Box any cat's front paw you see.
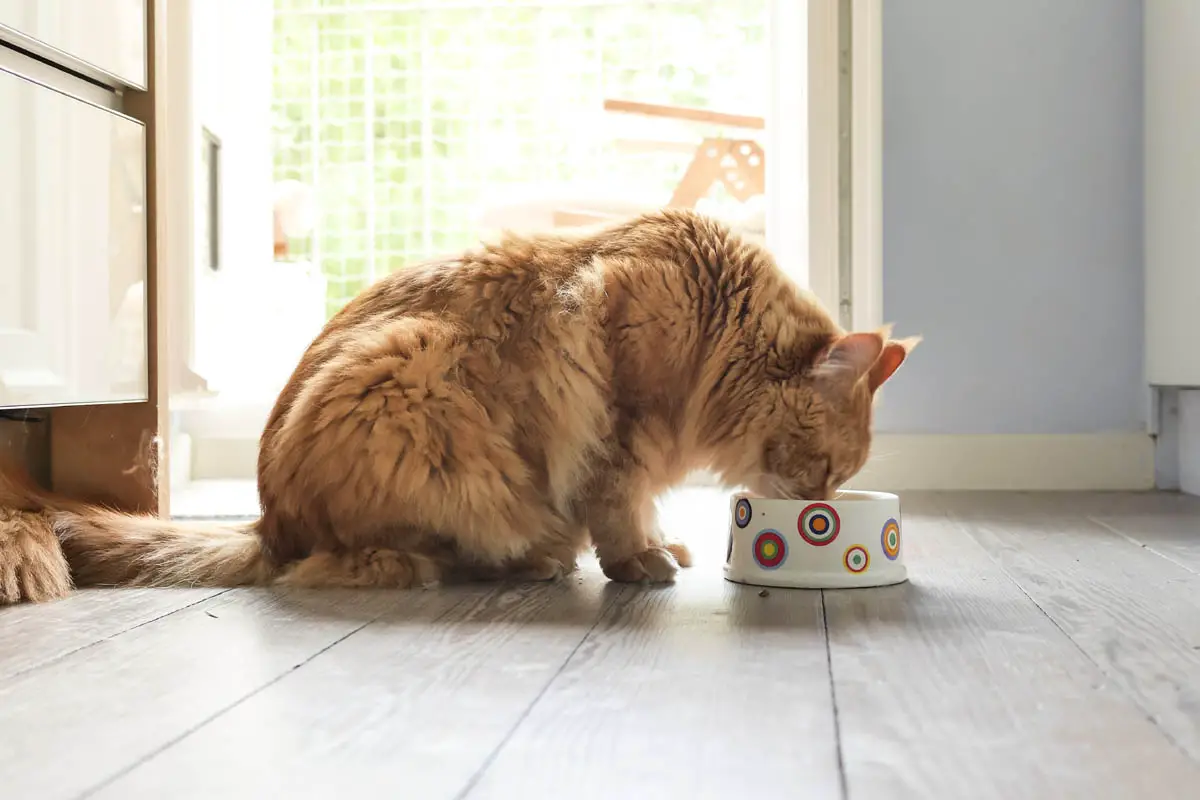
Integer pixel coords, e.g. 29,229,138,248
601,546,679,584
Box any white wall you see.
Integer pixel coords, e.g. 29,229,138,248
875,0,1146,435
192,0,274,277
189,0,324,398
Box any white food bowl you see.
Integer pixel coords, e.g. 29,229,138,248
723,491,907,589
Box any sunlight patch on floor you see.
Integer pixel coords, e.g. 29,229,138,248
172,479,736,561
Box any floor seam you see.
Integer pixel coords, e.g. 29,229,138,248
943,503,1196,764
0,588,232,685
1087,516,1200,577
453,584,630,800
72,596,450,800
821,591,849,800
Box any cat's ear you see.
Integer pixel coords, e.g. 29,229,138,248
812,331,886,385
868,335,921,393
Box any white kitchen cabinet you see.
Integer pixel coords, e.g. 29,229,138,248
0,65,148,409
0,0,146,89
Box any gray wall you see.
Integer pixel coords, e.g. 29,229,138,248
875,0,1146,434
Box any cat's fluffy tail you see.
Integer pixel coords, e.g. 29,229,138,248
0,468,272,590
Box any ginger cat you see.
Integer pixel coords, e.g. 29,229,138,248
0,210,916,603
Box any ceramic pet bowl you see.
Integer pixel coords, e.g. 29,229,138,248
723,491,907,589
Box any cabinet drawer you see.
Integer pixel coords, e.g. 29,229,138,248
0,0,146,89
0,67,148,409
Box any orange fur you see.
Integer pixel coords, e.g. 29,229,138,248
0,209,916,603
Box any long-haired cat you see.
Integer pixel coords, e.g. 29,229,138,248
0,209,916,603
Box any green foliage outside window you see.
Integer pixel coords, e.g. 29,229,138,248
272,0,767,318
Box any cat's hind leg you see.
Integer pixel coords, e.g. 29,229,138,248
263,315,540,570
449,515,587,584
274,547,446,589
276,544,582,589
273,519,585,589
454,544,581,584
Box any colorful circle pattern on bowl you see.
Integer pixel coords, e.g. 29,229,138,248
753,529,788,569
734,497,753,528
725,492,907,589
842,544,870,574
797,502,840,546
881,518,901,560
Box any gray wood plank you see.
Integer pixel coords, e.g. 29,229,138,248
464,562,841,795
0,586,457,800
9,488,1193,800
825,493,1200,800
1086,491,1200,574
87,569,618,800
0,587,224,681
940,491,1200,763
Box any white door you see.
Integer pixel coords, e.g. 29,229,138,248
0,0,147,88
0,64,148,408
0,66,68,398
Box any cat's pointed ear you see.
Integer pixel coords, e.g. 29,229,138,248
813,331,886,385
868,334,922,393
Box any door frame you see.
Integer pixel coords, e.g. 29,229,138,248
772,0,881,332
49,0,173,515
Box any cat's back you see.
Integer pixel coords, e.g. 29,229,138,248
327,231,601,333
262,230,613,464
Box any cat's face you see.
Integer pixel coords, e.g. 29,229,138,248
752,331,916,501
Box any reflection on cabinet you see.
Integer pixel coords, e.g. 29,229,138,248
0,66,148,409
0,0,146,89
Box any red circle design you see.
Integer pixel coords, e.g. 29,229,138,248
753,530,787,570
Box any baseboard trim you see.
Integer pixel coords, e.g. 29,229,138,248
192,432,1157,491
845,432,1156,492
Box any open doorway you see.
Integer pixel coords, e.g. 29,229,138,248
170,0,832,518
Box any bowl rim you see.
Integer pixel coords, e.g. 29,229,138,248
734,489,898,504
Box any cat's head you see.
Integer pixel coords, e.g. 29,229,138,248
748,329,918,500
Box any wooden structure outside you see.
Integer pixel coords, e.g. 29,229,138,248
549,98,766,229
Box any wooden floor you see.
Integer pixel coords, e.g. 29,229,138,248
4,490,1200,799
